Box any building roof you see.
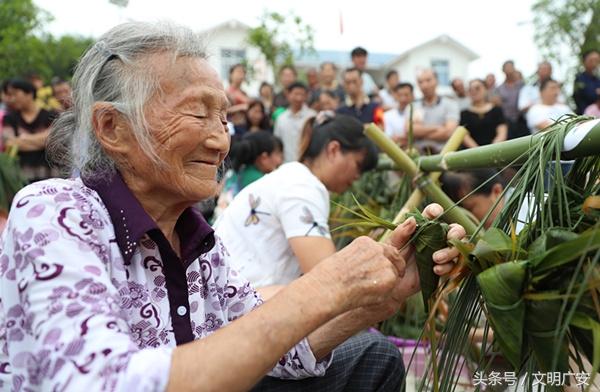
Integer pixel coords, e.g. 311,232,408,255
293,49,396,69
384,34,479,67
199,19,251,34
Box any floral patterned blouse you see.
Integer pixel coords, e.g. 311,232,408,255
0,172,329,391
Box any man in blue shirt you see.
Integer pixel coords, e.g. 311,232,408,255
336,68,383,125
573,49,600,114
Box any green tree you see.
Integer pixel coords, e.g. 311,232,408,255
0,0,93,82
532,0,600,65
247,11,315,82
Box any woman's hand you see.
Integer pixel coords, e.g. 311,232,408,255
386,203,467,301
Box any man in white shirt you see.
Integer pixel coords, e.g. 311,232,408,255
518,60,565,113
351,46,379,97
274,82,316,162
379,70,399,110
383,82,414,144
526,79,573,133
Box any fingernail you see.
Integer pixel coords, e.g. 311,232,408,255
403,217,416,227
433,250,447,262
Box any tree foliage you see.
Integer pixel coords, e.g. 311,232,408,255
246,11,315,82
532,0,600,65
0,0,93,82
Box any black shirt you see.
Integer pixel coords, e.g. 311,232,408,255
460,106,505,146
3,109,56,179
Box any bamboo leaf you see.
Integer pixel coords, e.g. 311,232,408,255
477,261,528,369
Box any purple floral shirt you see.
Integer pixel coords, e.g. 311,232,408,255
0,173,329,391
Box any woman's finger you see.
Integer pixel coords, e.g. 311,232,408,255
432,246,460,264
387,217,417,249
422,203,443,220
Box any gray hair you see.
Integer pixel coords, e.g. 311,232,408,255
48,21,207,178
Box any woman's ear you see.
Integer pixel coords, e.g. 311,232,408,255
324,140,341,160
491,183,504,200
92,102,135,156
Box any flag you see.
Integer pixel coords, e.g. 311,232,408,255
339,10,344,35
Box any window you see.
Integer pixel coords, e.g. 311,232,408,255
431,59,450,86
220,48,247,81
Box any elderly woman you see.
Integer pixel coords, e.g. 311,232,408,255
0,22,464,391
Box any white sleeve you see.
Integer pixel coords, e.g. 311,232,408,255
526,105,546,132
276,181,330,239
0,186,172,392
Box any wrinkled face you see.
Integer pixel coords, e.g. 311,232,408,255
287,87,307,109
320,64,336,84
417,71,437,98
53,82,72,109
343,70,362,97
540,81,560,103
468,80,487,103
352,55,367,70
327,148,366,194
5,87,33,111
247,104,264,126
393,87,413,107
319,93,339,111
279,68,296,88
129,57,230,203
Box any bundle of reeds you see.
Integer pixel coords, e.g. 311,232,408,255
359,116,600,391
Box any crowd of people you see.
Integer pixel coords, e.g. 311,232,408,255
209,47,600,215
0,19,598,391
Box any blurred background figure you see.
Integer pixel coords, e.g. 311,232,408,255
245,99,272,133
518,60,562,114
316,62,345,102
460,79,507,148
2,78,57,182
350,46,379,98
451,78,470,111
51,78,73,112
573,49,600,115
410,69,459,152
493,60,525,139
226,63,250,106
383,82,414,145
27,72,60,111
258,81,275,118
274,82,315,162
337,67,383,125
318,90,340,112
526,79,573,133
273,65,298,109
379,70,399,110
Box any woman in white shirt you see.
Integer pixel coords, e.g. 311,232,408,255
214,113,379,290
526,79,573,133
215,113,461,293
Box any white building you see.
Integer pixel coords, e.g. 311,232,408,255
198,20,478,97
384,34,479,97
199,19,271,96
